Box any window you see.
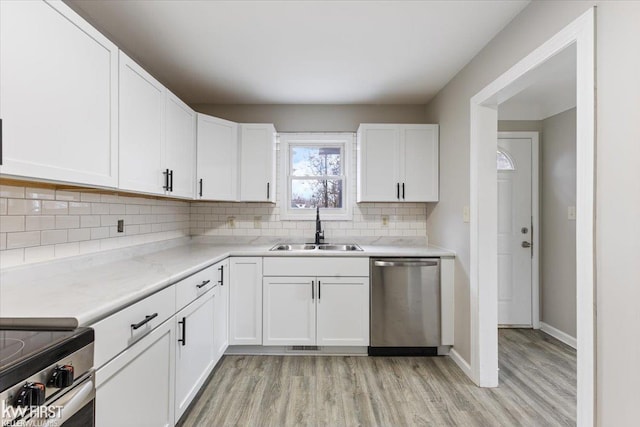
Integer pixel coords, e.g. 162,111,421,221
497,149,516,171
280,133,353,220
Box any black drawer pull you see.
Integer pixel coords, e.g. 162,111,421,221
178,317,186,346
197,280,210,289
131,313,158,330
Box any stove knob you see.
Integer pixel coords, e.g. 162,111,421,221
13,382,45,407
48,365,74,388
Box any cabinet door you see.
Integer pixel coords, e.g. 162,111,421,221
196,114,238,201
165,91,196,199
357,125,400,202
95,319,175,427
316,277,370,346
238,124,276,202
175,290,216,422
263,277,316,346
119,51,166,195
0,0,118,187
213,259,230,363
400,125,439,202
229,257,263,345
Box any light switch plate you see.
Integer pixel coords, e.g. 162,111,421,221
568,206,576,220
227,216,236,228
463,206,470,223
381,215,389,226
254,216,262,229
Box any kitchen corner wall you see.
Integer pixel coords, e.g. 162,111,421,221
0,183,190,268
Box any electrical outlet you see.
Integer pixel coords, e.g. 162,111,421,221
382,215,389,226
117,219,124,233
568,206,576,221
463,206,470,223
227,216,236,228
254,216,262,229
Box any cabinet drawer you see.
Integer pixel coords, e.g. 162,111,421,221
175,263,220,311
263,257,369,277
92,285,175,368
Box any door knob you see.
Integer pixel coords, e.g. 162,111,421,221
521,227,528,234
521,241,532,248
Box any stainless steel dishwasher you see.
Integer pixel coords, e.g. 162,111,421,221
370,258,440,356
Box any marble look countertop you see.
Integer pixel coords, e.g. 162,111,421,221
0,238,454,329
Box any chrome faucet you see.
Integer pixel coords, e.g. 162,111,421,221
314,206,324,245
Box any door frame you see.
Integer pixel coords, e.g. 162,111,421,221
498,132,540,329
469,7,595,426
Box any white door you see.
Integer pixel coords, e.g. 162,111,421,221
400,125,439,202
316,277,369,346
263,277,316,346
196,114,238,200
174,290,215,421
0,0,118,188
229,257,263,345
239,124,276,202
213,259,229,363
357,125,400,202
165,91,196,199
497,138,533,326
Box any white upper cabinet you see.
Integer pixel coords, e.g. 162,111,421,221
0,0,118,187
239,124,276,202
196,114,238,201
357,124,439,202
119,51,166,195
165,91,196,199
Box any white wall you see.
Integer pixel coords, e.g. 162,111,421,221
193,104,427,132
425,2,640,424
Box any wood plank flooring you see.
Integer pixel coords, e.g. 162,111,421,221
180,329,576,426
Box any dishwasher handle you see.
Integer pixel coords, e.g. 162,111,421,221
373,260,438,267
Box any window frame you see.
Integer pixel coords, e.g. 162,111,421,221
279,133,353,221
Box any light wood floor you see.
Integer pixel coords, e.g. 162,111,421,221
180,329,576,426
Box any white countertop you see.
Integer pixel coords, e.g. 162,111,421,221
0,239,454,329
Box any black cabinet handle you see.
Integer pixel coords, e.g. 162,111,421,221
131,313,158,330
318,280,321,300
163,169,170,190
178,317,186,346
197,279,210,289
199,179,203,197
169,170,174,192
311,280,314,300
267,182,270,199
396,183,400,199
218,265,224,286
402,183,405,200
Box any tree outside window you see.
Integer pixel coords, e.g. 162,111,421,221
290,145,344,210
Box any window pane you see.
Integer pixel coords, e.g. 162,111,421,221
291,179,343,209
291,146,341,177
497,150,516,171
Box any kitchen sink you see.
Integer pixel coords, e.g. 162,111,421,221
269,243,363,252
270,244,316,251
317,244,362,251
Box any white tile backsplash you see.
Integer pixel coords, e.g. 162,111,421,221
0,186,190,267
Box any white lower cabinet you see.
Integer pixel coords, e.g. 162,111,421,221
262,276,369,347
229,257,263,345
95,319,175,427
174,289,216,422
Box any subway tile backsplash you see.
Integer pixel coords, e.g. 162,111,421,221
0,184,190,268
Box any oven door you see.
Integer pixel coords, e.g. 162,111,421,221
26,371,95,427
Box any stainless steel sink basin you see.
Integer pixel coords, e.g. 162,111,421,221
270,244,316,251
317,244,363,251
269,243,363,252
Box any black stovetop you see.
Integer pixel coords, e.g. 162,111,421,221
0,328,94,392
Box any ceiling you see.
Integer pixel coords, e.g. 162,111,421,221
498,43,577,120
66,0,529,105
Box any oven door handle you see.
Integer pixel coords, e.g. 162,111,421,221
41,374,95,427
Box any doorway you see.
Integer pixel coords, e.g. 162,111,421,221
468,8,594,426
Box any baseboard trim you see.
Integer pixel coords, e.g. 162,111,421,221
448,348,473,378
540,321,577,349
